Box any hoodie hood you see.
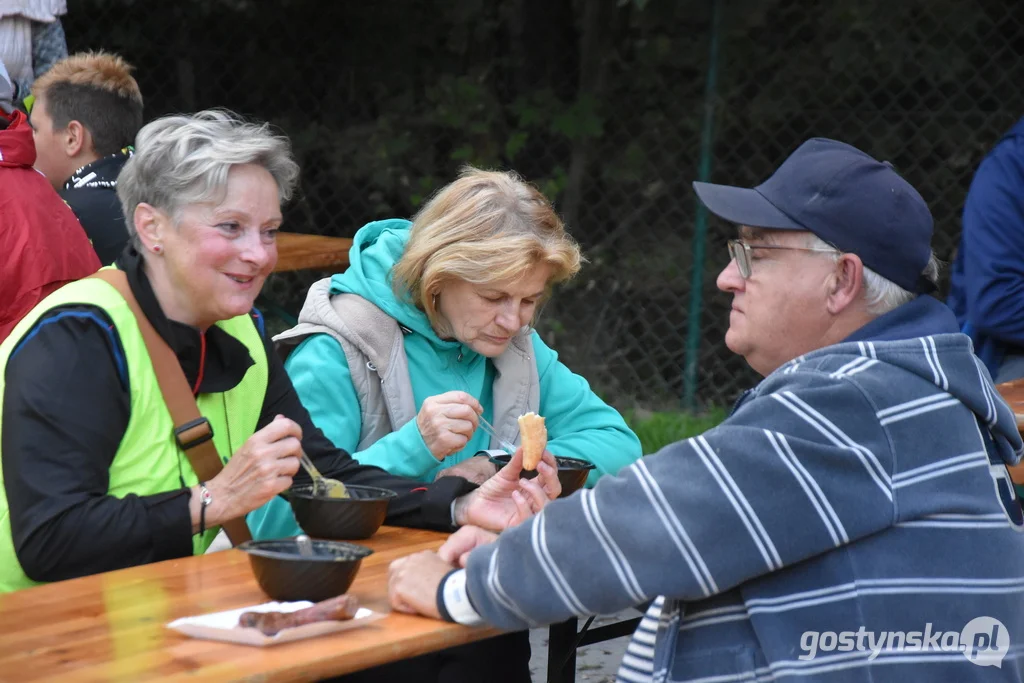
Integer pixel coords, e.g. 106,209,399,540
329,219,461,352
801,295,1023,465
0,110,36,169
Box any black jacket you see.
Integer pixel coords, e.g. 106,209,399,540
59,149,132,265
1,248,474,583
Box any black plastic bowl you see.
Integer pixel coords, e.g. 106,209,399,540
238,538,373,602
287,483,398,540
487,454,596,498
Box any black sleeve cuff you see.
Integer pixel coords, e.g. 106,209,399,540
436,568,461,622
412,476,478,531
140,488,195,561
383,474,478,531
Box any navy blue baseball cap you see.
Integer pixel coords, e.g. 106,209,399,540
693,138,934,293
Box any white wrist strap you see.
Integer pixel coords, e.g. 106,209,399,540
442,569,484,626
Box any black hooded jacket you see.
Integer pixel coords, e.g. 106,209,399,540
59,149,132,265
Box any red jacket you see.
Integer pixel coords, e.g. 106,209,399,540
1,110,101,342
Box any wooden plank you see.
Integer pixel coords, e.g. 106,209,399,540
995,379,1024,484
0,527,500,682
274,234,353,273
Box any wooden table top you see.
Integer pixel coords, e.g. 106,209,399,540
995,380,1024,484
274,233,353,273
996,379,1024,423
0,526,499,682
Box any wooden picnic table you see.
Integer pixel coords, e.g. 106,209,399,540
274,233,353,273
0,526,500,682
996,379,1024,484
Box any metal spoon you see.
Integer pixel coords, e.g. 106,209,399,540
296,534,314,557
298,450,350,499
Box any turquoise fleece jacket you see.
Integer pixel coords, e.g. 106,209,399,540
248,219,641,540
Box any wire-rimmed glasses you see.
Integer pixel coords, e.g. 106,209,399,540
727,239,838,279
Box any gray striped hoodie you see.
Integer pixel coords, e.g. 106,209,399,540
456,297,1024,682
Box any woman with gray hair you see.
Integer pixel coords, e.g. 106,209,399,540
0,110,559,594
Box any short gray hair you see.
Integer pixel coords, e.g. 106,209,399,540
806,235,941,316
117,109,300,240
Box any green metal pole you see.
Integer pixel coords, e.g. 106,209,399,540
683,0,722,411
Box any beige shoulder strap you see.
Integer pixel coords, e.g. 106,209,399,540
88,270,252,545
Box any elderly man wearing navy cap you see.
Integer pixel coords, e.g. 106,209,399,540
386,139,1024,683
696,137,940,377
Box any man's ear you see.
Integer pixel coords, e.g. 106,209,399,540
826,253,865,315
133,203,168,253
63,120,90,157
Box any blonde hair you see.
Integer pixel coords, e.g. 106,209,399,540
392,166,583,334
31,51,143,156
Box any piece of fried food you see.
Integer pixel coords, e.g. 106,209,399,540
517,412,547,471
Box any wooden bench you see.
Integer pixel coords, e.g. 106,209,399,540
274,233,353,273
995,379,1024,484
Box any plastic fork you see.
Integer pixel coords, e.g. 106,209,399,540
298,450,350,499
477,414,517,455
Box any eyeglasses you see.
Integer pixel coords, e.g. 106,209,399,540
727,239,838,279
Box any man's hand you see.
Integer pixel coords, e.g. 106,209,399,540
452,448,561,531
438,525,498,568
434,454,498,485
388,550,453,619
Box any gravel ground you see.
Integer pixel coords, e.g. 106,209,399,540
528,610,637,683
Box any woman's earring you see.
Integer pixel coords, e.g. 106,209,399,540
152,244,163,254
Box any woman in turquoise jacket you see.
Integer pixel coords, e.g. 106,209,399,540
249,167,641,542
251,166,640,683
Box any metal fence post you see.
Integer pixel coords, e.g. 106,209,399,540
683,0,723,411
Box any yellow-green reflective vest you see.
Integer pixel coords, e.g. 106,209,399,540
0,276,267,593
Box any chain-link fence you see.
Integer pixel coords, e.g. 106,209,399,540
64,0,1024,412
